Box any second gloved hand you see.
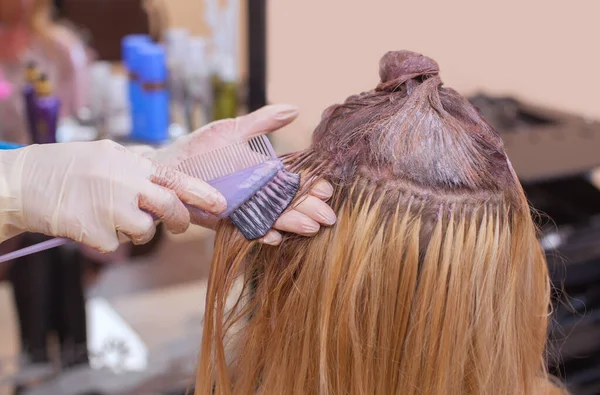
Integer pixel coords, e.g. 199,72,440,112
0,140,226,252
145,104,337,245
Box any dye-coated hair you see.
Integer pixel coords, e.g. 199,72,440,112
196,51,564,395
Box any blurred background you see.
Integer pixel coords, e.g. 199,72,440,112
0,0,599,394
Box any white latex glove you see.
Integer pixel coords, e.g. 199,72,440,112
0,140,226,252
143,104,337,245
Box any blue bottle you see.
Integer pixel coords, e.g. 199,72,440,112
135,45,170,143
121,35,151,139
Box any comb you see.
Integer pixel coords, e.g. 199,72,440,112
177,134,301,238
0,135,300,263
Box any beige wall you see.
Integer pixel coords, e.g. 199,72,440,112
268,1,600,152
163,0,208,37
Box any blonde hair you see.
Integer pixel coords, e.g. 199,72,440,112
195,51,564,395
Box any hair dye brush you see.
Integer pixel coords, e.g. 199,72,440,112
177,134,300,239
0,135,300,263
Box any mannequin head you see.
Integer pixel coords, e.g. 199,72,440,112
196,51,560,395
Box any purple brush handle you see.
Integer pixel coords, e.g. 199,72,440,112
209,160,282,218
0,211,159,262
0,237,72,263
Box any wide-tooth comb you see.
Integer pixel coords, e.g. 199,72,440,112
177,135,301,239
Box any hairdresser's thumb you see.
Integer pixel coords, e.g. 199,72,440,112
150,163,227,215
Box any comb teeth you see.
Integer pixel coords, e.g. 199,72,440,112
176,135,277,181
230,169,301,240
175,135,301,240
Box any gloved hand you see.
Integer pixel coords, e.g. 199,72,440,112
145,104,337,245
0,140,226,252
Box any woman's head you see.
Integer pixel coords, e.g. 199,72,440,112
196,51,557,395
313,51,517,197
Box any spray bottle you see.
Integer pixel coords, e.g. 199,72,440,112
121,35,152,139
212,53,238,120
23,61,40,142
186,37,212,130
88,61,112,136
164,28,191,135
33,74,61,144
135,44,170,144
205,0,240,121
105,74,132,140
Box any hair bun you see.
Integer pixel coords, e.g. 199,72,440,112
378,50,439,91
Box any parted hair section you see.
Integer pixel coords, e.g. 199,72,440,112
195,50,566,395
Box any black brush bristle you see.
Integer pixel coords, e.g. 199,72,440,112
230,169,301,240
